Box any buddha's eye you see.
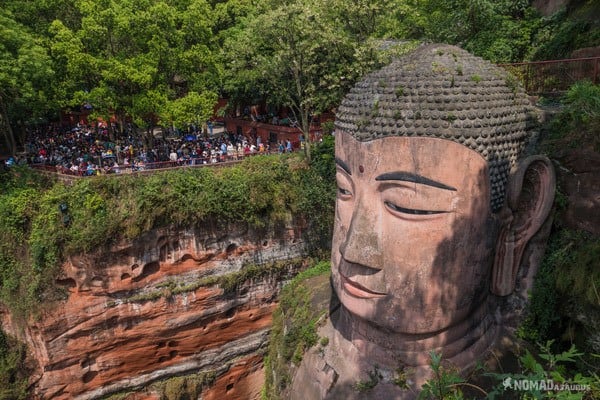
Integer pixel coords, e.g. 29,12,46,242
380,185,452,219
338,187,352,196
336,170,353,200
384,201,446,215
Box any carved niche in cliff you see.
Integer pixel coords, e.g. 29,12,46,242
290,44,556,399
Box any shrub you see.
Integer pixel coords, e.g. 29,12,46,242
487,341,600,400
547,81,600,151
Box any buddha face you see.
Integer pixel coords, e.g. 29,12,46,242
331,131,499,334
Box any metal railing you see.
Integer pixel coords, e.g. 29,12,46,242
499,56,600,95
29,148,298,181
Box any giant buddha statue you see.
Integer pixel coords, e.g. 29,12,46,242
290,44,555,399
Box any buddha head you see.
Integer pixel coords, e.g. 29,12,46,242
330,44,555,337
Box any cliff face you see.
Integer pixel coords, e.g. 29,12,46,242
1,221,307,399
556,149,600,236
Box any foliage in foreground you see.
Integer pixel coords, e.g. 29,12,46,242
417,341,599,400
0,152,335,317
486,341,599,400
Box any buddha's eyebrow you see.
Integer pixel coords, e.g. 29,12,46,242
375,171,457,191
335,157,351,175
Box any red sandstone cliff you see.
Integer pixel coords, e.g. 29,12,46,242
1,221,307,399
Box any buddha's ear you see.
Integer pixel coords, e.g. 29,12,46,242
491,155,555,296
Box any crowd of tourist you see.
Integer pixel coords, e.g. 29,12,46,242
8,124,295,176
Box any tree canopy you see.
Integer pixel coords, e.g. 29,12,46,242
0,8,55,156
0,0,598,156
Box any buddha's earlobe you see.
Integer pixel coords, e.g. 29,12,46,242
491,156,555,296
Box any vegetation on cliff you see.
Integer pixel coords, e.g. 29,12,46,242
0,148,335,318
517,80,600,382
545,80,600,152
120,257,311,305
263,261,331,399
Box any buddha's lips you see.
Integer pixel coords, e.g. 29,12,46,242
340,273,387,299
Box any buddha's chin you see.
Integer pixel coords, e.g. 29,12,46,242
335,285,472,335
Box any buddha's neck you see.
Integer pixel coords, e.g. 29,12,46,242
334,298,499,368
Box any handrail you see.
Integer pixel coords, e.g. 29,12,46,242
29,149,298,179
498,56,600,94
498,56,600,67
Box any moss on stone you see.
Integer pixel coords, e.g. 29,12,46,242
157,371,216,400
123,258,308,305
100,369,217,400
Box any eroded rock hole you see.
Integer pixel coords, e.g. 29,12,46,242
56,278,76,288
226,243,237,254
120,273,131,280
82,370,98,384
104,316,119,327
226,383,234,392
132,261,160,282
225,308,235,318
180,254,194,262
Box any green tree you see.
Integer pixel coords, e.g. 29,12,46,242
162,90,218,134
47,0,220,141
0,9,55,156
414,0,542,63
222,0,401,161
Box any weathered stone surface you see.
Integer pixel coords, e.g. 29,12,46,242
1,222,307,399
202,354,265,400
556,148,600,235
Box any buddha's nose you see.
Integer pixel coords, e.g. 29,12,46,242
339,200,384,270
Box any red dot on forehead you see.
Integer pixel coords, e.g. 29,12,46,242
359,165,364,173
